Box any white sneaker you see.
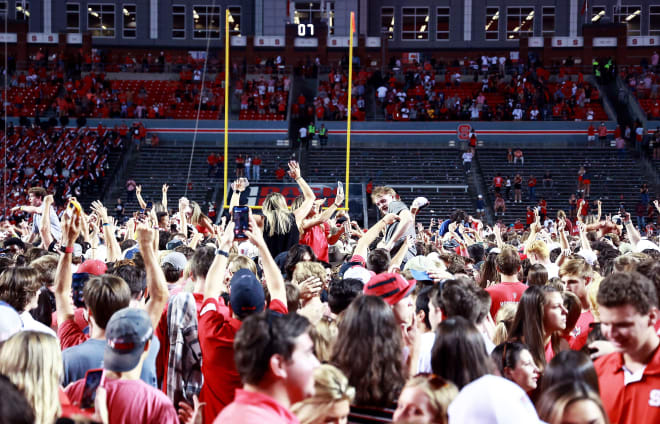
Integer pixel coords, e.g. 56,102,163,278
411,197,429,214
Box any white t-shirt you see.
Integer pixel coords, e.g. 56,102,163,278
377,86,388,98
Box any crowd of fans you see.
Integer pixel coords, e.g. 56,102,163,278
375,59,605,122
0,158,658,424
236,74,290,120
0,124,115,218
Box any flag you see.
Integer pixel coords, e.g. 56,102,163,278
350,12,355,34
580,0,588,15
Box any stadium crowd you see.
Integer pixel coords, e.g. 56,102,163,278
0,159,659,424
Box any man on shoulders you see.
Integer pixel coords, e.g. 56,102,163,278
371,186,416,262
11,187,61,244
595,272,660,424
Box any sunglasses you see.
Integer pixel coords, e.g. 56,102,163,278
414,373,449,390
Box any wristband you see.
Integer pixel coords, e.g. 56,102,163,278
216,249,229,257
60,245,74,254
102,223,110,227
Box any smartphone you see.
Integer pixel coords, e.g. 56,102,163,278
80,368,105,409
71,272,91,308
233,206,249,240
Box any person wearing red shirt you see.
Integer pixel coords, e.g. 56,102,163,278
527,175,537,203
252,155,262,181
594,272,660,424
587,123,596,146
526,207,535,227
559,259,595,351
513,219,525,232
493,173,504,194
598,122,608,148
198,218,289,423
294,188,345,263
275,165,286,180
214,310,317,424
486,246,528,319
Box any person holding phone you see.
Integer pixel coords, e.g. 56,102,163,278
64,308,178,423
291,184,345,263
229,161,314,258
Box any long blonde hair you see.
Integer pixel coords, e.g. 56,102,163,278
292,364,355,424
190,201,208,226
262,192,293,236
0,331,62,424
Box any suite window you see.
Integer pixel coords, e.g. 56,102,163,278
507,7,534,40
172,5,185,39
381,7,394,40
122,4,136,38
66,3,80,32
193,5,220,39
542,6,555,35
614,5,641,36
15,0,28,20
88,4,115,37
402,7,429,40
651,6,660,35
485,7,499,40
293,2,321,23
436,7,449,40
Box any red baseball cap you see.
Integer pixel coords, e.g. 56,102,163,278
364,273,416,306
77,259,107,276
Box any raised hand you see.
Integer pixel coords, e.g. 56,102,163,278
288,160,301,180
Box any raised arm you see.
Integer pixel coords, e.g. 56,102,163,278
623,212,642,247
54,212,82,325
204,222,235,300
654,200,660,214
385,208,413,251
302,186,344,230
135,185,147,210
245,214,286,305
91,200,121,262
179,197,189,239
289,161,316,226
354,213,400,259
39,195,55,249
136,224,169,329
161,184,169,211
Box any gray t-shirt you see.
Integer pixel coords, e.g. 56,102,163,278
32,205,62,241
62,336,160,388
384,200,417,262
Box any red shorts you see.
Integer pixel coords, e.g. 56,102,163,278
583,179,591,185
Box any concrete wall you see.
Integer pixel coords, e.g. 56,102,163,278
12,117,615,148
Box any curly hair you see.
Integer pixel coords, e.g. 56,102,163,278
331,295,405,406
597,271,657,315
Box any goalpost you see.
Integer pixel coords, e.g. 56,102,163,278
222,10,355,212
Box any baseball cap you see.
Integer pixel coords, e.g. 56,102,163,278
404,256,435,281
229,269,265,319
343,266,372,285
103,308,153,373
364,273,416,306
123,246,140,260
576,249,597,266
161,252,187,272
77,259,107,276
448,375,546,424
634,239,660,253
166,239,184,251
0,301,22,343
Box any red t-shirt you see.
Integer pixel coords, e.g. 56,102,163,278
493,176,503,187
214,389,299,424
595,344,660,424
198,297,288,424
300,222,330,263
526,211,535,225
57,317,90,350
485,282,528,319
65,378,178,424
568,310,594,351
